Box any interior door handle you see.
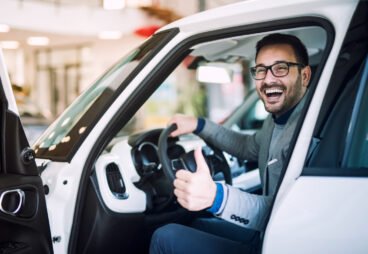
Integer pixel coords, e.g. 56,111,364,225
0,189,25,216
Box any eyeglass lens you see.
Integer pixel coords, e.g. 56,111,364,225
252,62,289,80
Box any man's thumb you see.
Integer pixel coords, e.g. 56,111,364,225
194,148,210,174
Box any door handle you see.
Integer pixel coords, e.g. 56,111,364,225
0,189,25,216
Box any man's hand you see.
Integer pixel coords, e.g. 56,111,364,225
173,148,217,211
168,114,197,137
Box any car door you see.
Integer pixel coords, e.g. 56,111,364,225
263,2,368,253
0,49,53,253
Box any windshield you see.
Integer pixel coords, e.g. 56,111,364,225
34,31,176,161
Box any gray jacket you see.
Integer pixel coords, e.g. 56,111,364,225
199,97,306,231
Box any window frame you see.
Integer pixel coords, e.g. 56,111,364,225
33,29,179,162
302,2,368,177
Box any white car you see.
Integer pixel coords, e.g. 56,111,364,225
1,0,367,253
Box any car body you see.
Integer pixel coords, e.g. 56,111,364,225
0,0,367,253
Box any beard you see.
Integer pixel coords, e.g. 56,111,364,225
259,73,304,116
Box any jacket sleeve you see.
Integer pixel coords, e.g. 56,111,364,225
216,183,272,231
198,119,261,162
197,118,273,231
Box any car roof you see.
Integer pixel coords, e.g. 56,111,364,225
158,0,354,34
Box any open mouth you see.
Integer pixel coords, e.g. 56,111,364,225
264,88,284,98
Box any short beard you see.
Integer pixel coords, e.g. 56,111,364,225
278,73,304,115
263,73,305,116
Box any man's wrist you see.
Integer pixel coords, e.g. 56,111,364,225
207,183,224,214
193,117,205,134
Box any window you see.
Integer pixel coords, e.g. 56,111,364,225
305,28,368,172
34,31,176,160
343,58,368,168
116,26,327,138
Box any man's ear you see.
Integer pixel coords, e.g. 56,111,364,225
302,66,312,87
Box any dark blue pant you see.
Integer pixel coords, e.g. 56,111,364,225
149,218,260,254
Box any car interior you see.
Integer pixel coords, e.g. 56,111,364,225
68,25,329,253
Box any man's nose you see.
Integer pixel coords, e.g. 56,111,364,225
263,68,277,83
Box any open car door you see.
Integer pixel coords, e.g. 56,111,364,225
263,2,368,253
0,49,53,253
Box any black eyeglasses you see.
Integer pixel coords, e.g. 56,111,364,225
250,61,305,80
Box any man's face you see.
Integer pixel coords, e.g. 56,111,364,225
255,44,310,117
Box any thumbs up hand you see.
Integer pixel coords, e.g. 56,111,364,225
173,148,217,211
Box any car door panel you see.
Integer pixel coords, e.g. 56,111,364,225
0,175,52,253
0,113,53,254
264,2,368,253
0,49,53,253
3,111,38,175
263,175,368,254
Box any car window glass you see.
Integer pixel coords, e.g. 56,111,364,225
33,31,174,159
305,37,368,171
344,66,368,168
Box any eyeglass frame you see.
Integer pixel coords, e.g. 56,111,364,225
250,61,306,80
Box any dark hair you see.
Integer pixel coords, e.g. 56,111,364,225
255,33,309,66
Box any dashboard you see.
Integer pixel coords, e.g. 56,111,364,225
94,128,188,214
94,128,261,214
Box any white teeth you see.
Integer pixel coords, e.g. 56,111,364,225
265,88,283,94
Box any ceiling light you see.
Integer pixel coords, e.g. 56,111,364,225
98,31,122,40
103,0,126,10
0,24,10,33
27,36,50,46
0,41,19,49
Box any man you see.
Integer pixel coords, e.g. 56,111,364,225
150,33,312,253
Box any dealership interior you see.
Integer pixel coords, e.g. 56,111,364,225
0,0,242,143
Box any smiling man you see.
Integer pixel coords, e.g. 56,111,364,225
253,37,310,117
150,33,312,254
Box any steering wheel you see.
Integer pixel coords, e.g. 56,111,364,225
158,124,178,183
158,124,233,186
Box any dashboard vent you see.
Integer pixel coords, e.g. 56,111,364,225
105,163,128,199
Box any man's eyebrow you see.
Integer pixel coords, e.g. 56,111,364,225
254,60,288,67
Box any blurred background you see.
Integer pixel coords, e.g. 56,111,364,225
0,0,244,143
